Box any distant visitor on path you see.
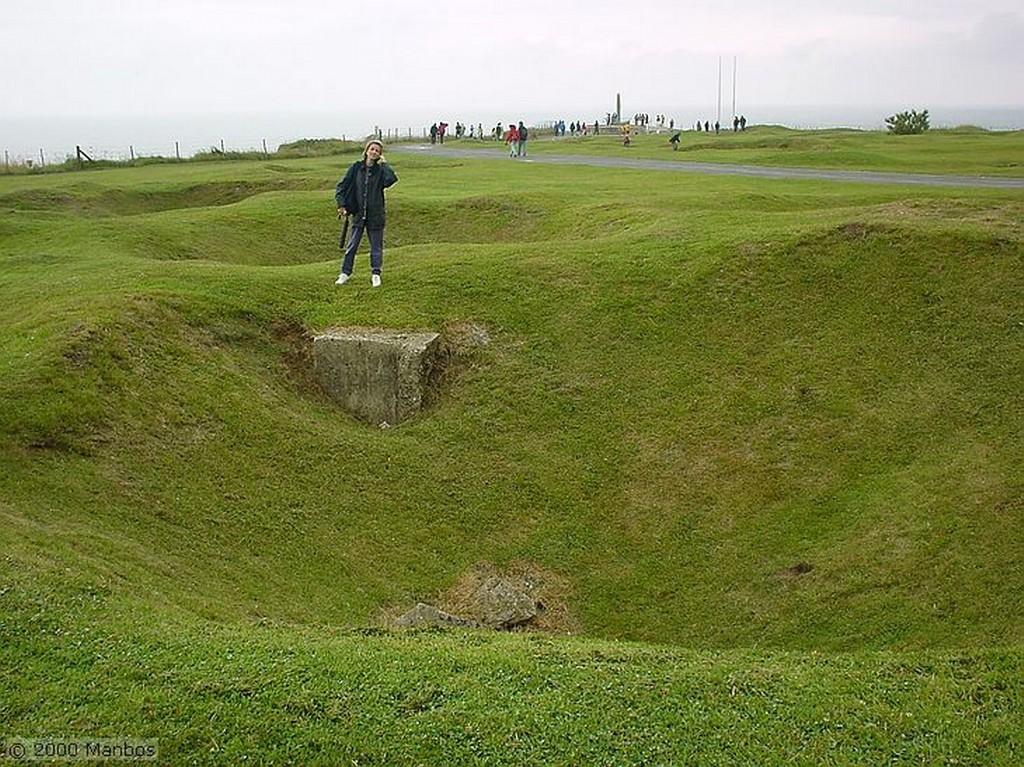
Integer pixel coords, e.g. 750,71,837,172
503,122,520,158
335,139,398,288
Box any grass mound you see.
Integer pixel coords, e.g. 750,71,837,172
0,179,321,216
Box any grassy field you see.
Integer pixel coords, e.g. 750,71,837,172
520,125,1024,177
1,131,1022,763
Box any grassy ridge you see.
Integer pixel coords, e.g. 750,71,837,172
1,137,1022,761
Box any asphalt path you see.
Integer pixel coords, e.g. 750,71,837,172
393,143,1024,190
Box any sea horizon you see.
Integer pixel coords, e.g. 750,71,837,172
2,104,1022,165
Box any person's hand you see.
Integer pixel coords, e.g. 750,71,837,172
337,207,347,217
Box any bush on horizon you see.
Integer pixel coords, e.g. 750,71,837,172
886,109,931,135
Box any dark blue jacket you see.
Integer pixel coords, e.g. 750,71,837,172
335,159,398,229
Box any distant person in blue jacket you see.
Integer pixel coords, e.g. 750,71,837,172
335,139,398,287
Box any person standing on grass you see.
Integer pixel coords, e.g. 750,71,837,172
516,121,528,157
335,139,398,288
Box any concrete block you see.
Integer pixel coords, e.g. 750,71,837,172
313,328,441,426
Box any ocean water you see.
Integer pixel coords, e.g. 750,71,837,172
0,112,385,165
2,106,1022,165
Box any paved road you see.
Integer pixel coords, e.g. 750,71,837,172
393,143,1024,190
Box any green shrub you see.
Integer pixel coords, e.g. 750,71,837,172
886,109,930,134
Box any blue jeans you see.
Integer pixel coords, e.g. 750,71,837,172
341,219,384,275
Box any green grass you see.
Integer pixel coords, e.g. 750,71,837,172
1,133,1022,763
2,570,1020,764
516,125,1024,177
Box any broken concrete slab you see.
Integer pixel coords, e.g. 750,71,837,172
391,575,542,633
313,328,440,426
392,602,480,629
464,576,539,629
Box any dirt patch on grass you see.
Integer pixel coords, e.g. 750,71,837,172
834,221,881,240
439,560,580,635
775,561,814,579
421,320,491,409
270,318,327,400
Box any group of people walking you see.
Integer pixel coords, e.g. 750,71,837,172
502,121,529,158
552,120,599,137
695,115,748,134
428,122,449,144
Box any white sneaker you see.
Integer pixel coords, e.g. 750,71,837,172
335,273,350,285
371,274,382,287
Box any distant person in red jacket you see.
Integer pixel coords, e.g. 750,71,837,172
503,123,520,158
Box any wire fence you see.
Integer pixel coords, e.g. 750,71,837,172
2,125,437,173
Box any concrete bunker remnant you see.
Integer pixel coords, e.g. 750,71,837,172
313,328,441,426
388,561,579,634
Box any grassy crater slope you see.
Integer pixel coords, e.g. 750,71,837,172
1,142,1022,762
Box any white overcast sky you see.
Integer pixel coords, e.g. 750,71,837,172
4,0,1022,120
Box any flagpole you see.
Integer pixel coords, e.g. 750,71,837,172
732,56,737,122
717,56,722,125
